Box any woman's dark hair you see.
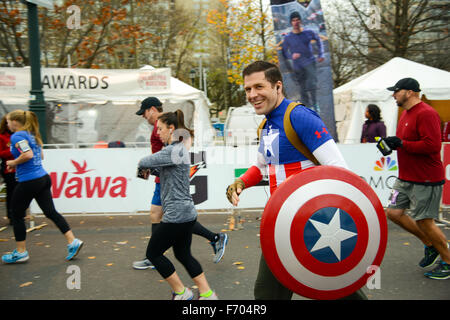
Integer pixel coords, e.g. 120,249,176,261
0,116,11,135
158,109,194,141
367,104,382,122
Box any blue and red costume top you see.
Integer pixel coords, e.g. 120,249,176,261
240,98,343,194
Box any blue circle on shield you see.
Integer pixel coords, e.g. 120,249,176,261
303,207,358,263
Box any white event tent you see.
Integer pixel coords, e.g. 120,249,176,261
0,65,214,147
334,57,450,144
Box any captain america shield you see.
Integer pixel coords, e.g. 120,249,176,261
260,165,387,300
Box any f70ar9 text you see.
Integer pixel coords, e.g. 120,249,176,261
226,304,266,315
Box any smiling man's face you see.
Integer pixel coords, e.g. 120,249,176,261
244,71,282,115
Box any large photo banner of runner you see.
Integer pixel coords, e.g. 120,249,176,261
270,0,337,140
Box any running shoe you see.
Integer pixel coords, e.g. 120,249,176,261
213,233,228,263
132,258,155,270
424,261,450,280
199,291,219,300
172,287,194,300
209,240,218,255
2,249,29,264
419,245,440,268
66,238,84,261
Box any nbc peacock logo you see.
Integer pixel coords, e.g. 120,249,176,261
374,156,397,172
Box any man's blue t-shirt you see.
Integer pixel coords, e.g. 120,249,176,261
10,131,47,182
281,29,324,70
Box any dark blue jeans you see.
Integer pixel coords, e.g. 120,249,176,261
293,61,318,110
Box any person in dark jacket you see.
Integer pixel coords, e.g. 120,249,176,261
360,104,386,143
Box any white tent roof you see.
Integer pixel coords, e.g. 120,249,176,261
0,66,214,146
334,57,450,101
0,66,207,105
334,57,450,143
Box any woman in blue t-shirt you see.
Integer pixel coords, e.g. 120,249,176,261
1,110,83,264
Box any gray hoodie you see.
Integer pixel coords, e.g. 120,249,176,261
138,142,197,223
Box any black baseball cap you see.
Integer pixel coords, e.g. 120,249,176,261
136,97,162,115
387,78,421,92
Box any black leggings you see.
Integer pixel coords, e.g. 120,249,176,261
146,219,203,279
192,221,219,242
2,172,18,219
11,174,70,242
152,221,218,242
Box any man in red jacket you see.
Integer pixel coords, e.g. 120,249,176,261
384,78,449,280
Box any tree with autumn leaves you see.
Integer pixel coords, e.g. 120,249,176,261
0,0,202,73
1,0,448,113
1,0,149,68
205,0,278,114
207,0,278,86
0,0,277,113
347,0,449,71
325,0,449,87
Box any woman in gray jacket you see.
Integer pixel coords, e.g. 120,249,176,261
138,110,217,300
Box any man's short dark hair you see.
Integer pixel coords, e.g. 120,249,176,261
242,61,282,87
290,11,301,22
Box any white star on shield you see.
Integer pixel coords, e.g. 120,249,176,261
309,208,357,261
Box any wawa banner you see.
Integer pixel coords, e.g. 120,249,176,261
29,144,401,214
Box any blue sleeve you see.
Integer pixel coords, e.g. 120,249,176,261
10,131,29,147
10,133,20,146
290,106,332,153
312,31,324,58
281,36,291,60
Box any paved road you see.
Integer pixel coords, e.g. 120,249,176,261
0,210,449,301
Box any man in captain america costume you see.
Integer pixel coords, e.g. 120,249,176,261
226,61,367,300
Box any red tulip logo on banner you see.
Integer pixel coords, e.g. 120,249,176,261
260,166,388,300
